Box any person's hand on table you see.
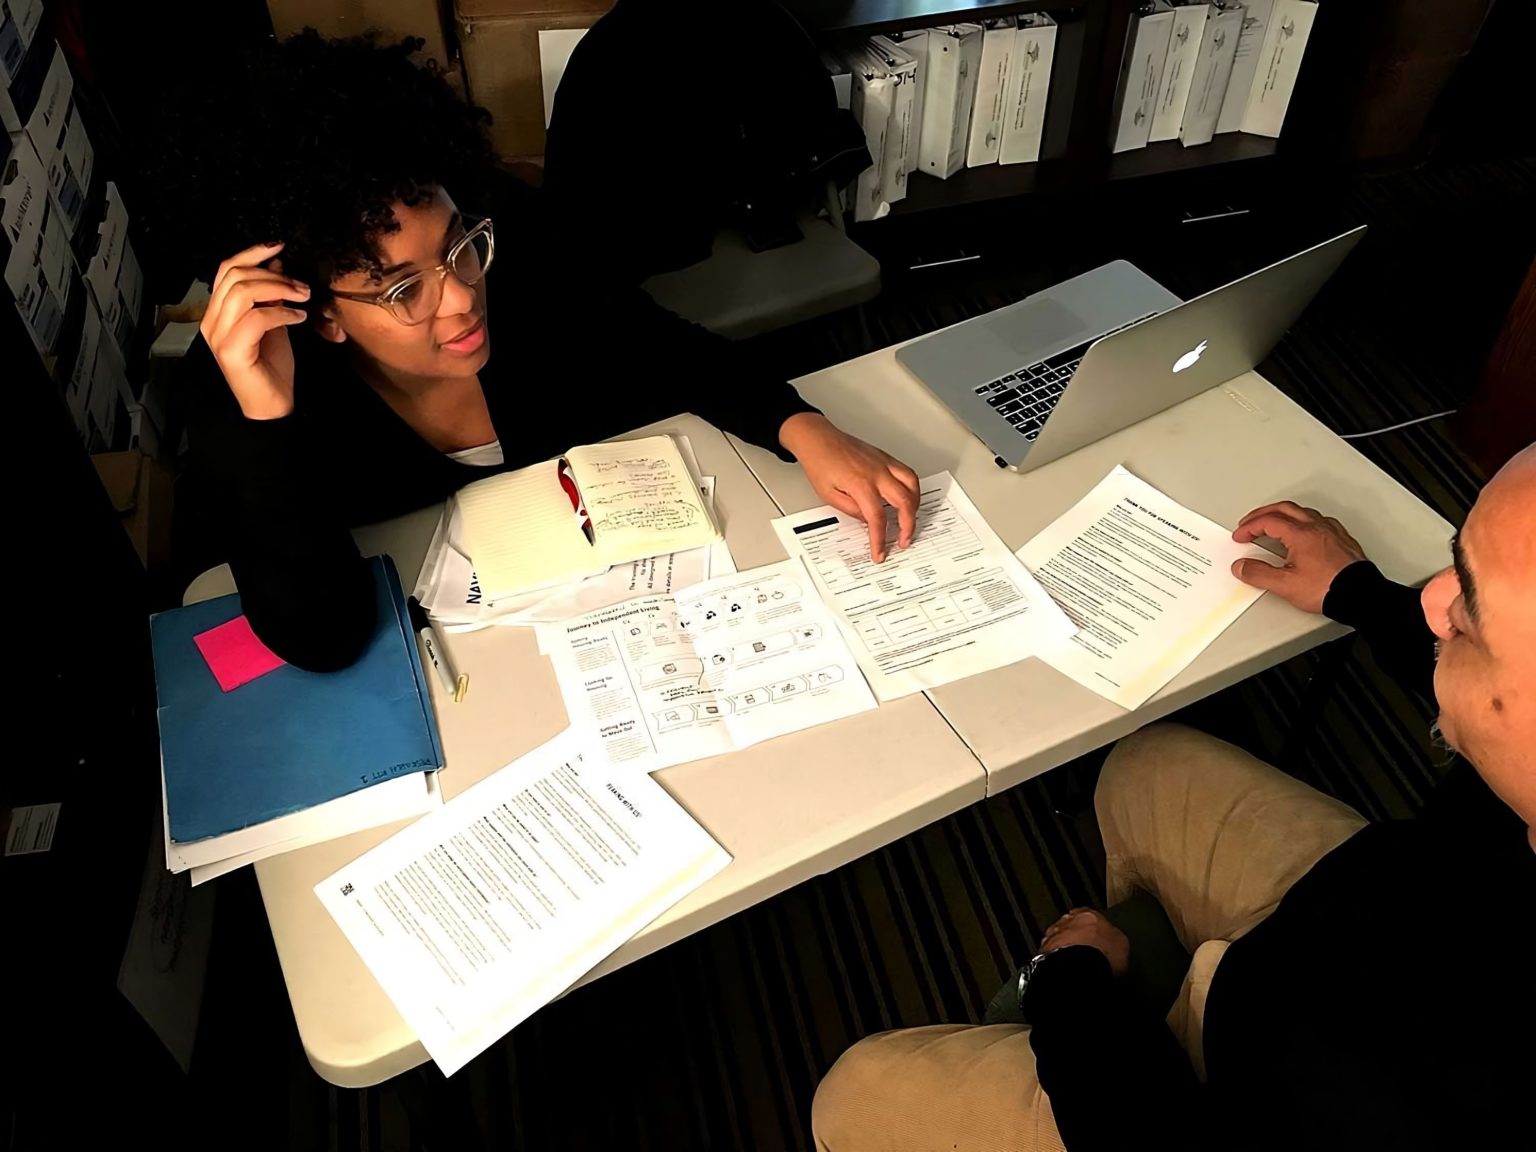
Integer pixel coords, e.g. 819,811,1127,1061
780,413,920,563
200,241,311,421
1042,908,1130,977
1230,500,1367,614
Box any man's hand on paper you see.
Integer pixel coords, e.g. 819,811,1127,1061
780,413,920,563
1231,501,1367,615
1042,908,1130,978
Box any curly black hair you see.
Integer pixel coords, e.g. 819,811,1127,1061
146,30,500,298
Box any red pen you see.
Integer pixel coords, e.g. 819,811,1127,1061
557,458,595,544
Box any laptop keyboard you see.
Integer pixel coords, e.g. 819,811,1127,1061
972,312,1158,440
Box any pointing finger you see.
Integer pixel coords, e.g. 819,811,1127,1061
881,473,919,550
849,485,889,563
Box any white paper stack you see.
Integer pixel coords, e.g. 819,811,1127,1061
998,13,1057,165
415,475,732,630
318,730,732,1076
966,18,1018,167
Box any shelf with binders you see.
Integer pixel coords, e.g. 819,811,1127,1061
826,0,1307,220
788,0,1090,37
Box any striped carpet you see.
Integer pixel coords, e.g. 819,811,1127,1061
189,155,1529,1152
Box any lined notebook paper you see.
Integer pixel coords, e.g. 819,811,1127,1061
454,435,721,600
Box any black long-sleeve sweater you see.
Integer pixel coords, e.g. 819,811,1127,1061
184,183,815,671
1025,561,1536,1150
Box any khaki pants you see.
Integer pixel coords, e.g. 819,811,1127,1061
811,724,1367,1152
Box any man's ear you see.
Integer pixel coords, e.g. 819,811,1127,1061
314,309,347,345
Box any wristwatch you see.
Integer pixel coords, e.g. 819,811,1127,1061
1015,951,1052,1011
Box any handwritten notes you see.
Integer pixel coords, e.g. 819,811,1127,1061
571,441,707,537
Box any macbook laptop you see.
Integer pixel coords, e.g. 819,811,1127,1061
895,227,1366,471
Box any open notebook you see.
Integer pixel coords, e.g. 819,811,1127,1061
453,435,722,601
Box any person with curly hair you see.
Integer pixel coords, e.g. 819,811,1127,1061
178,31,919,670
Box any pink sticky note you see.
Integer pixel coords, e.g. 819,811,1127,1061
193,615,286,692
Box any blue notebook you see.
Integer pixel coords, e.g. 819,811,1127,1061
153,556,444,845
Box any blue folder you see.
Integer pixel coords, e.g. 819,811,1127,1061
153,556,444,845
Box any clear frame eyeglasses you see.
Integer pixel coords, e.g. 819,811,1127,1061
331,216,495,326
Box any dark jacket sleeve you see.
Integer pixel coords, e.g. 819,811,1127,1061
186,352,375,672
572,275,820,459
1024,947,1214,1151
1321,561,1436,704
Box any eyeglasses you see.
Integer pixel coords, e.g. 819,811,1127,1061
331,216,495,326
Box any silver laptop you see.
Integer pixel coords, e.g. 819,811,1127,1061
895,227,1366,471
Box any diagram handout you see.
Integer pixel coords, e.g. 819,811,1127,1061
536,560,877,774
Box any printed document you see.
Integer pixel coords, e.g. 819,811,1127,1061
536,560,877,774
1016,465,1271,709
771,472,1075,700
316,730,730,1077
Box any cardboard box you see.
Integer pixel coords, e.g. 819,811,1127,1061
0,0,49,131
91,449,173,572
61,288,128,450
455,1,612,159
267,0,451,71
82,180,143,358
2,129,77,356
22,43,96,239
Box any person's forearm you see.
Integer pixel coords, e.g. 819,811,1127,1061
1025,948,1210,1150
1322,561,1437,702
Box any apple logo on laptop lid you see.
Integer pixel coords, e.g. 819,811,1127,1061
1173,339,1208,373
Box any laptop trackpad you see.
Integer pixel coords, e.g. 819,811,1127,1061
987,297,1089,357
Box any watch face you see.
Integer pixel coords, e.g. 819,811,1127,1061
1016,953,1048,1009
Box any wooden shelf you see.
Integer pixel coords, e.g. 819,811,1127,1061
786,0,1083,36
1105,134,1278,182
891,157,1071,214
885,134,1277,216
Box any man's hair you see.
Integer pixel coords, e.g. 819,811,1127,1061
147,31,500,296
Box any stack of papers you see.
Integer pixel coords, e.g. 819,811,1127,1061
152,556,444,884
416,440,734,629
318,729,730,1075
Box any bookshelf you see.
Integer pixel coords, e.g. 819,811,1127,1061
791,0,1292,218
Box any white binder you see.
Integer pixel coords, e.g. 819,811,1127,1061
1179,0,1243,146
1149,2,1210,143
999,14,1057,165
1216,0,1275,134
917,24,984,179
893,30,931,174
868,37,920,194
1109,1,1175,153
1239,0,1317,137
847,60,896,222
965,17,1017,168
